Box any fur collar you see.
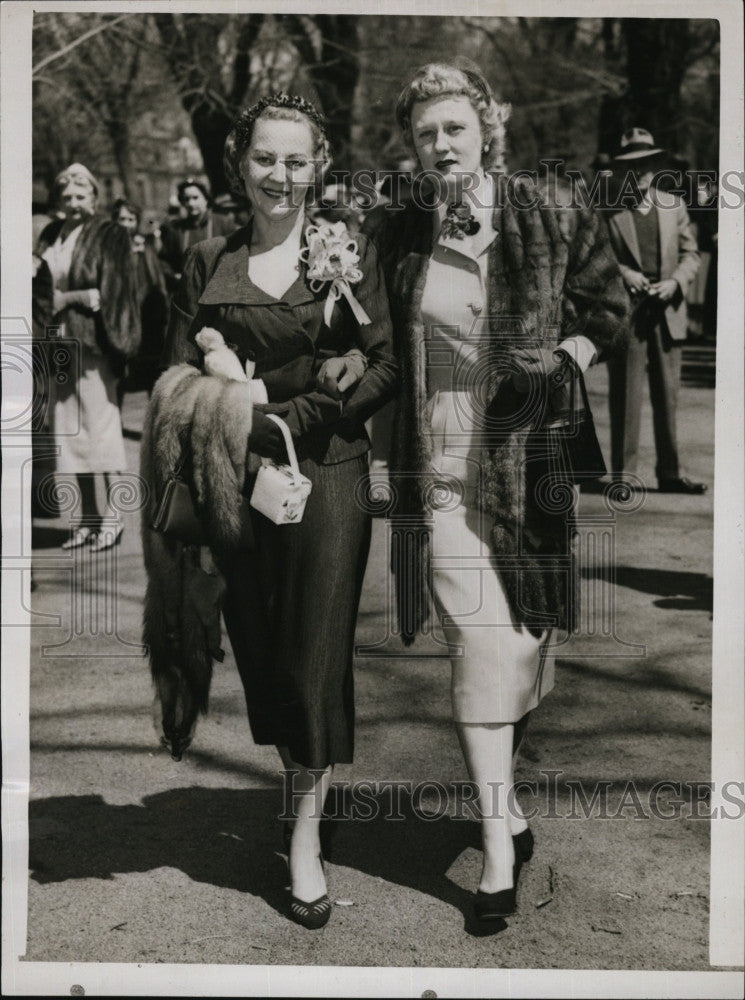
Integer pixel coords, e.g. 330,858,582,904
365,173,629,640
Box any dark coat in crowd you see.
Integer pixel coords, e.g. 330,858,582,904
158,211,236,291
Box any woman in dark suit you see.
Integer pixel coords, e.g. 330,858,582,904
161,93,397,928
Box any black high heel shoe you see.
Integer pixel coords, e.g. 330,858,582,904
288,854,331,930
513,827,534,864
474,858,521,921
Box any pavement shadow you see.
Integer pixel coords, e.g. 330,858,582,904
320,787,505,936
29,786,501,936
582,565,713,612
30,788,290,916
32,524,71,549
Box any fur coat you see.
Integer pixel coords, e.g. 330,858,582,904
140,364,254,759
363,174,629,640
36,216,141,364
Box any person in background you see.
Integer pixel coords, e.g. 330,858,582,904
34,163,141,551
158,178,235,291
606,128,705,494
112,198,169,398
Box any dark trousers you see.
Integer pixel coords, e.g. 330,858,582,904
607,308,682,481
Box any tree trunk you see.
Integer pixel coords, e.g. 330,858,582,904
311,15,359,172
108,120,137,200
622,18,691,151
597,18,626,156
188,105,235,196
280,14,360,172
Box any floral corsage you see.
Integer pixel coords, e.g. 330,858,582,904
299,221,371,327
440,201,481,240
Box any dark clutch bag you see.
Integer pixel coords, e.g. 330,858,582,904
541,354,607,484
152,475,205,546
152,466,255,549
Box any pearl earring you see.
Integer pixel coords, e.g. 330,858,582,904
483,144,490,153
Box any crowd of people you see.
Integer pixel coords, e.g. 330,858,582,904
31,59,713,932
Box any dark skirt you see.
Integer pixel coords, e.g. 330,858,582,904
221,453,371,769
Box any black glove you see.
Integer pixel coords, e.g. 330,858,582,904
247,408,290,462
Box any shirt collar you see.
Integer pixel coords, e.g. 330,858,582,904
634,192,655,215
199,217,317,307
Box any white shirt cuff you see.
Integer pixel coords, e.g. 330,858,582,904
556,335,597,372
250,379,268,405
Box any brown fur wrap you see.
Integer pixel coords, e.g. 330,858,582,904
140,365,253,757
364,174,629,641
37,216,142,362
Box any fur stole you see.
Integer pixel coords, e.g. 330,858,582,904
140,364,253,758
364,174,629,641
37,216,141,361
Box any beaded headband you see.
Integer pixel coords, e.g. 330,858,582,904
232,92,328,145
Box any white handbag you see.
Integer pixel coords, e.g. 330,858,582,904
249,414,312,524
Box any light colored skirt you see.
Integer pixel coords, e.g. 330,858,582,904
51,348,126,474
426,389,555,723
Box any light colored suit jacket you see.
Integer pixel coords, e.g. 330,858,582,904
607,194,700,341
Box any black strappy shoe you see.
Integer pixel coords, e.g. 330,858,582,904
288,854,331,930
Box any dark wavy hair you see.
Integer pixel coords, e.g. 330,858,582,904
111,197,141,225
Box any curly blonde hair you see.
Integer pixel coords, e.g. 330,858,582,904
395,62,511,172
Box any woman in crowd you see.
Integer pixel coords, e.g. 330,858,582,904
35,164,141,551
112,198,169,398
158,177,235,292
361,61,628,924
157,93,397,928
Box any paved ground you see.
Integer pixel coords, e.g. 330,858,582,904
20,359,720,972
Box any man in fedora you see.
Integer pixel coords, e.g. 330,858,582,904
606,127,706,494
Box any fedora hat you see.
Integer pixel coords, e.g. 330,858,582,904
614,127,665,161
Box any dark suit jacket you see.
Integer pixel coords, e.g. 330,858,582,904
163,222,398,464
607,194,700,341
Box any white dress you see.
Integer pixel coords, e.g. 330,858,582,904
421,193,555,723
43,225,127,474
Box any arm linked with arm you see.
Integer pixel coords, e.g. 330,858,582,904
260,233,398,437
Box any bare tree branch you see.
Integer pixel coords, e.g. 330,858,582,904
32,13,132,76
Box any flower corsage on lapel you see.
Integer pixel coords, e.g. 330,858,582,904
440,201,481,240
300,221,371,327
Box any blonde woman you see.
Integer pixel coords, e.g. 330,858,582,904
363,62,628,923
35,164,140,550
